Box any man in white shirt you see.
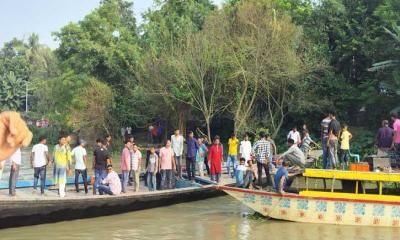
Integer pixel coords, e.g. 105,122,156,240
30,136,50,195
9,148,21,197
287,127,301,146
171,129,184,179
72,140,88,193
239,133,252,162
130,144,142,192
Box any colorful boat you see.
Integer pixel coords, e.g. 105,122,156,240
219,168,400,227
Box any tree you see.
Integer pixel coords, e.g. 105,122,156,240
54,0,140,86
54,0,142,130
169,31,230,141
139,0,217,133
221,0,316,136
70,78,116,140
0,72,25,111
141,0,216,55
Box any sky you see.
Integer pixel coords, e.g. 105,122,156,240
0,0,224,49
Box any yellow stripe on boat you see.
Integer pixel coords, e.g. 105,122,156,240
299,190,400,202
303,168,400,182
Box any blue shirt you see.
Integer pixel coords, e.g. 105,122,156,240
186,137,198,158
274,167,288,192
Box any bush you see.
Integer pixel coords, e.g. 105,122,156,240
349,127,376,158
29,125,61,146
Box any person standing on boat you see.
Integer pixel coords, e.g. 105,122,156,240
98,165,121,195
321,112,333,169
146,146,159,191
72,140,88,194
240,133,252,164
208,135,223,183
327,112,341,169
131,144,142,192
251,132,272,189
30,135,50,195
196,137,208,177
391,112,400,166
186,131,198,183
300,129,316,159
375,120,393,157
287,127,301,146
227,133,239,178
120,140,132,193
8,148,21,197
339,125,352,170
93,139,111,195
171,129,184,179
54,135,72,198
159,140,175,189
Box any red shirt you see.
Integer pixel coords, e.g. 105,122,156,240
208,144,223,174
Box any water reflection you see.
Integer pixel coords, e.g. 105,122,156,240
0,196,398,240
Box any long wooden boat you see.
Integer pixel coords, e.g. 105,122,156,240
219,169,400,227
0,176,234,229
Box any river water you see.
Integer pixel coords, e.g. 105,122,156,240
1,196,399,240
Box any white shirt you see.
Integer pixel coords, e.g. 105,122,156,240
237,164,247,171
32,143,48,167
72,146,87,170
102,170,121,195
9,148,22,165
287,131,301,145
131,150,142,171
171,135,184,156
239,140,252,161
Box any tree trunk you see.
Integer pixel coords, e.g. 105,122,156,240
206,118,212,143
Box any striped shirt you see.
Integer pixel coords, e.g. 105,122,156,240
321,118,331,140
252,139,271,164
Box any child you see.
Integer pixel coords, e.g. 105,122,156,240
235,158,247,187
196,138,208,177
243,160,257,189
300,129,316,158
340,124,353,170
146,146,159,191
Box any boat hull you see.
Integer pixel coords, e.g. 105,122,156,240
220,186,400,227
0,185,223,229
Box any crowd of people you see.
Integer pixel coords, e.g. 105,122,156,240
2,109,400,198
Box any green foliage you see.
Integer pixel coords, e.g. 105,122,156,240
348,127,376,158
54,0,140,86
141,0,216,54
29,125,62,146
0,72,25,111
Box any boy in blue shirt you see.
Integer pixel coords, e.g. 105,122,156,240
275,161,289,194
